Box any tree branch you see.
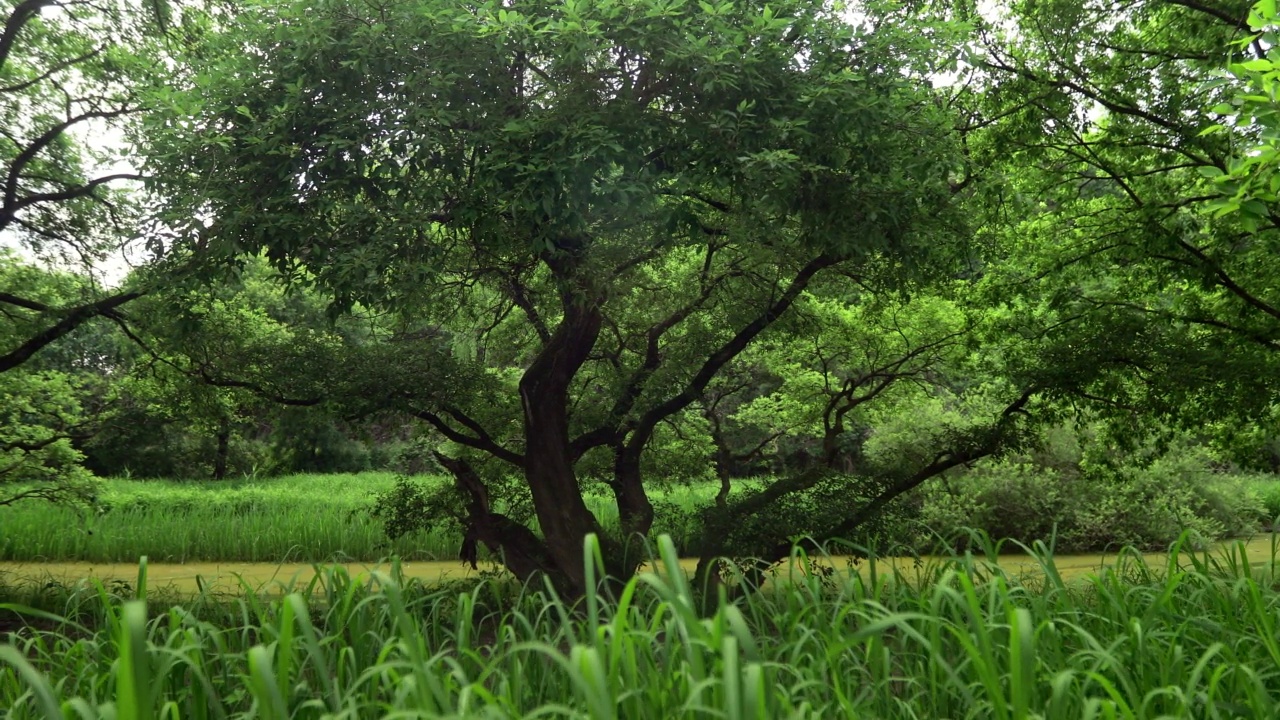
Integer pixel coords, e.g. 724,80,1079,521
1164,0,1251,32
0,290,142,373
792,387,1035,558
414,409,524,466
624,254,842,454
0,46,101,94
0,0,58,72
1173,238,1280,324
10,172,145,214
0,292,50,312
572,265,742,459
2,107,137,222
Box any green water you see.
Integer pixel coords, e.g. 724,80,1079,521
2,534,1274,596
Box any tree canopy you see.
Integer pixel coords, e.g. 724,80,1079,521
138,0,1023,591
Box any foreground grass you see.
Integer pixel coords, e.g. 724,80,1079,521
0,473,723,563
4,534,1280,718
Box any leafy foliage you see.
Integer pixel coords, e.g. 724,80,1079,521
0,368,98,507
138,0,997,589
916,432,1267,553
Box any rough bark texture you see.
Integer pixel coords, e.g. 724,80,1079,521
604,443,655,581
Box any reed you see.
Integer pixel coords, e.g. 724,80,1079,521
0,473,721,563
3,532,1279,718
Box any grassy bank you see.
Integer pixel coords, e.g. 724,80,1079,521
3,471,1278,564
4,535,1280,718
0,473,725,563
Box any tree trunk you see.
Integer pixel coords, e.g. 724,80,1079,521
212,418,231,480
606,443,655,580
518,300,606,595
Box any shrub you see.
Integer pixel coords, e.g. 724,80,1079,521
268,409,371,474
1248,478,1280,527
915,444,1267,553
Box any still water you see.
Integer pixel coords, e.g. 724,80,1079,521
1,535,1275,596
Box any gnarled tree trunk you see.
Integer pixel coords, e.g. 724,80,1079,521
518,299,606,594
436,453,557,584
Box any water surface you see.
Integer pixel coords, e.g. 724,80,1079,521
1,535,1274,596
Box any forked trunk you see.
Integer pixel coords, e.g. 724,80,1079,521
436,453,557,584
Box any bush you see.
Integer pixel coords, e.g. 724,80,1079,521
1248,478,1280,527
915,445,1268,554
269,408,371,474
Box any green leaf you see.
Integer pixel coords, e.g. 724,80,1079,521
1242,199,1270,217
1237,58,1276,72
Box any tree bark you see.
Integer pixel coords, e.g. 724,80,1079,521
518,299,606,594
605,442,655,580
212,417,231,480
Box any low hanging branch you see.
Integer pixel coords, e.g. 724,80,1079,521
433,452,553,582
763,386,1037,565
0,290,144,373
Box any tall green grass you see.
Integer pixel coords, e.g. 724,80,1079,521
1249,476,1280,526
0,473,722,563
3,533,1280,718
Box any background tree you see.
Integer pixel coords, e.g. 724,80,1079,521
92,256,454,480
954,0,1280,434
0,0,179,507
0,250,117,506
0,0,167,372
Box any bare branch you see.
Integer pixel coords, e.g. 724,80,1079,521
625,254,842,454
415,409,524,466
10,172,145,214
0,46,101,94
2,107,138,223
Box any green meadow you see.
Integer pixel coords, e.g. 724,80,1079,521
5,471,1278,565
0,473,725,564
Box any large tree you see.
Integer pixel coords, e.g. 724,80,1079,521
143,0,1036,592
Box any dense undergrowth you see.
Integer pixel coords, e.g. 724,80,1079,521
3,534,1280,718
